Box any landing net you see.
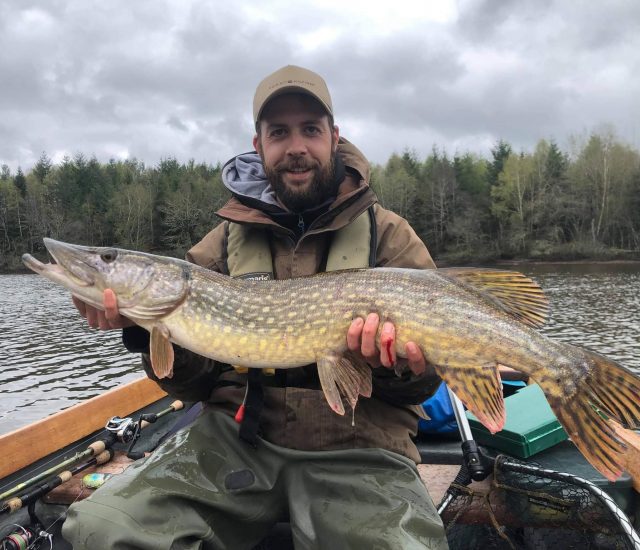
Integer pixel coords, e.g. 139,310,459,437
440,455,640,550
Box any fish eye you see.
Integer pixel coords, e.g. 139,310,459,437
100,249,118,263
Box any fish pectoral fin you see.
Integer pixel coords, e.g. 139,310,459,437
436,363,505,434
150,323,174,379
317,351,373,416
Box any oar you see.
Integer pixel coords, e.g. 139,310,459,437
1,449,114,515
0,399,183,503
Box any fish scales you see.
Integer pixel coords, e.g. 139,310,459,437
22,239,640,484
117,266,597,382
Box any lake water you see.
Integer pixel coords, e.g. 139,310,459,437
1,263,639,435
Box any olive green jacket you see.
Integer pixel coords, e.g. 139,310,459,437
135,138,440,463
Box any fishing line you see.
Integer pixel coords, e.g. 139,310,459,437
34,485,87,549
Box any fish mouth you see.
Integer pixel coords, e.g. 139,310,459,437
22,239,97,288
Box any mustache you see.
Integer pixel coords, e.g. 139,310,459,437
274,158,319,172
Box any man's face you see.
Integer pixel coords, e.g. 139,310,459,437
253,93,340,212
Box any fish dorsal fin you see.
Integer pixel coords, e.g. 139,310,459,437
316,351,373,416
435,363,505,434
150,323,174,379
439,268,549,328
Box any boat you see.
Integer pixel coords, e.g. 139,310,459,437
1,377,639,549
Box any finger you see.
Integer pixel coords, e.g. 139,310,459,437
405,342,427,376
103,289,119,322
360,313,380,359
72,295,87,318
346,317,364,352
97,310,111,331
379,322,396,368
85,305,98,329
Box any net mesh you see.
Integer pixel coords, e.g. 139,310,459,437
440,456,639,550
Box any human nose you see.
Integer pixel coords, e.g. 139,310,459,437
286,130,307,156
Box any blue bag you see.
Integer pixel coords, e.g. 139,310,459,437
419,382,458,434
419,380,528,435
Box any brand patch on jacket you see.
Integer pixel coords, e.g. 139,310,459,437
238,272,272,281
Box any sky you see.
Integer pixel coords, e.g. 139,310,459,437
1,0,639,172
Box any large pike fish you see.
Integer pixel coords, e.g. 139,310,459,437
23,238,640,482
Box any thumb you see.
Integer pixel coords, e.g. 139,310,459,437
103,288,119,319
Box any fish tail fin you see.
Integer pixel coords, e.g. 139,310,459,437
535,350,640,481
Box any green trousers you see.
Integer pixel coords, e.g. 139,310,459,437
62,409,447,549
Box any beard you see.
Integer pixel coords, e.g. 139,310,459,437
264,154,338,212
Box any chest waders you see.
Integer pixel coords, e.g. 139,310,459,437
225,207,377,446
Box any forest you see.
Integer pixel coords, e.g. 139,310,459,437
1,130,639,271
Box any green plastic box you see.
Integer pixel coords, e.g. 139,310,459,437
466,384,568,458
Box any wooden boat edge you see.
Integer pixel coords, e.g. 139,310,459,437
0,377,167,479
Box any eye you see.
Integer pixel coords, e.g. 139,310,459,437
100,249,118,263
269,128,286,138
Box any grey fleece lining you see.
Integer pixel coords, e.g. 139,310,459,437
222,152,280,207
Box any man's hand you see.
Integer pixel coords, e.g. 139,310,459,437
72,289,135,330
347,313,432,376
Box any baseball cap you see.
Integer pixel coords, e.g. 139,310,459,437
253,65,333,125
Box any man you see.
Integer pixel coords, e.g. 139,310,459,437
63,65,448,549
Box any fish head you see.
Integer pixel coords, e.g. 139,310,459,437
23,238,189,321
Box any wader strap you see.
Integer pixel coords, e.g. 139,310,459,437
238,369,264,447
227,206,376,445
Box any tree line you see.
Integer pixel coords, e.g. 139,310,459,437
1,130,639,271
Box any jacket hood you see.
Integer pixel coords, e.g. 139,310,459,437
221,152,280,210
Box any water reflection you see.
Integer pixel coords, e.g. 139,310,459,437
1,263,639,435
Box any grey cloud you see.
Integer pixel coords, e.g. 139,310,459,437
166,115,188,132
0,0,638,171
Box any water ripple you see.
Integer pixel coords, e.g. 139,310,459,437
1,274,141,434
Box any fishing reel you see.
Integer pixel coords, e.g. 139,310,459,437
105,409,172,460
1,522,52,550
105,416,137,444
1,525,37,550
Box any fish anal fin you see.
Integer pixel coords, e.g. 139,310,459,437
317,351,373,416
439,268,549,328
436,363,505,434
150,324,174,379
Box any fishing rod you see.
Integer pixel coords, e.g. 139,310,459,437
0,449,114,515
0,399,183,504
0,439,113,505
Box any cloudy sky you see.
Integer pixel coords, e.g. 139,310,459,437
1,0,638,172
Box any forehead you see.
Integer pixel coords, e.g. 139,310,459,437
260,93,329,125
